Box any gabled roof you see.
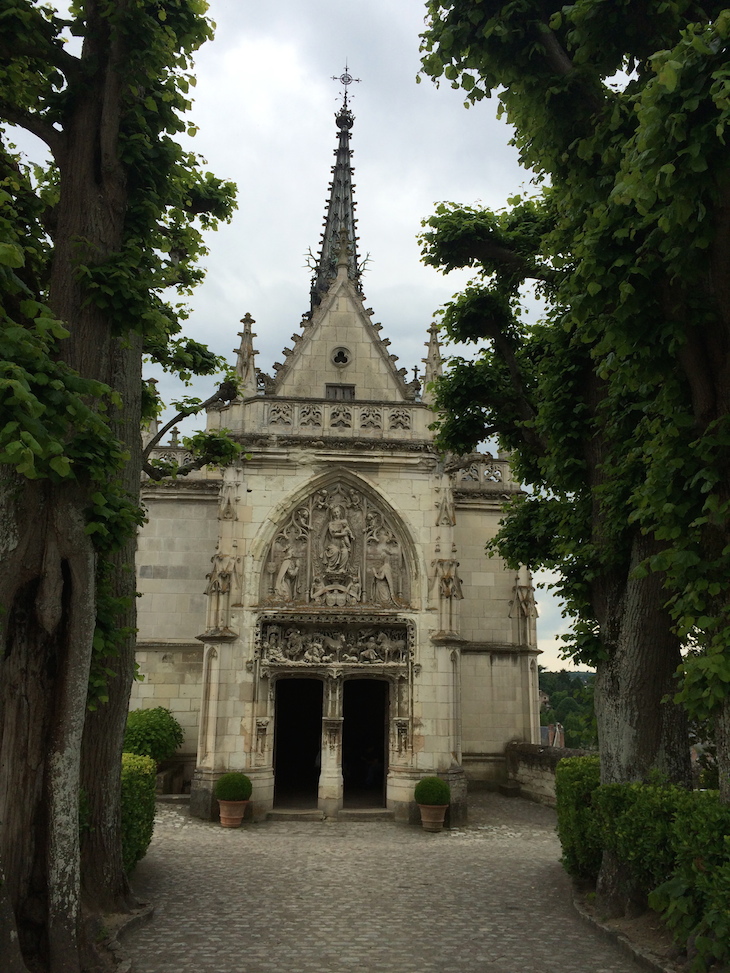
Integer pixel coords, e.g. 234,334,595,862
271,242,418,402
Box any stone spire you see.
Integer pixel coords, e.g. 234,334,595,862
310,79,361,311
234,312,257,396
421,324,443,406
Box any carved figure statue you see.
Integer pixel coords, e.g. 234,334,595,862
303,641,324,664
205,549,238,633
359,634,382,663
372,557,395,605
284,628,304,660
323,504,353,572
275,553,299,601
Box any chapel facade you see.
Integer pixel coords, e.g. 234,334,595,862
132,88,540,823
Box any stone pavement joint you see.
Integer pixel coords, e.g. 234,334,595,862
120,792,658,973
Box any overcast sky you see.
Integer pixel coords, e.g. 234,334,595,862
20,0,581,669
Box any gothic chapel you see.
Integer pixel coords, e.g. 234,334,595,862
133,84,540,823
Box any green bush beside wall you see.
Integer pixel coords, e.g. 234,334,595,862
554,755,730,972
592,780,694,894
121,753,156,874
124,706,184,765
555,754,602,880
649,790,730,973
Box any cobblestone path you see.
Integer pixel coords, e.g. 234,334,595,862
121,793,642,973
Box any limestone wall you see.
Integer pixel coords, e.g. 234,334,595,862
129,643,204,753
505,741,593,806
136,482,220,642
454,504,514,646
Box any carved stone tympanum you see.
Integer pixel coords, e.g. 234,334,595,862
262,483,410,607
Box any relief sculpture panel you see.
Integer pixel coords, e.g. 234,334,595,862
261,483,410,607
259,619,411,667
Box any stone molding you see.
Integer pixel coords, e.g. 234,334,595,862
461,641,540,655
135,640,202,653
236,433,436,454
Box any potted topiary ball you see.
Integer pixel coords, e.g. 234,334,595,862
214,772,252,828
414,775,451,832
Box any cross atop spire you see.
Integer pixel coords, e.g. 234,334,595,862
331,64,361,111
310,67,362,311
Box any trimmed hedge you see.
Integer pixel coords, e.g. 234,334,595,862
121,753,156,874
592,780,694,894
124,706,184,765
649,790,730,973
555,755,602,879
555,755,730,972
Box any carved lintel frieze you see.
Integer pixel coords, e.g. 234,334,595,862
259,619,412,667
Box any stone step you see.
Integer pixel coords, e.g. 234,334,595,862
266,809,325,822
336,808,394,822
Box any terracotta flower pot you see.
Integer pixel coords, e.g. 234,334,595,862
418,803,448,832
218,799,249,828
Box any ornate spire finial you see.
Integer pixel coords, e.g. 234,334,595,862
422,324,444,406
309,67,363,312
332,63,360,110
234,313,257,396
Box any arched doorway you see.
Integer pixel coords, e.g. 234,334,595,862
273,678,323,808
342,679,388,808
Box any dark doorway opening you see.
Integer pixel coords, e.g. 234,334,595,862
274,678,323,808
342,679,388,808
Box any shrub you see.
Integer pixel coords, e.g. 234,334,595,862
214,772,252,801
555,754,602,880
649,790,730,973
555,758,730,971
120,753,156,874
124,707,184,765
414,775,450,805
593,780,692,894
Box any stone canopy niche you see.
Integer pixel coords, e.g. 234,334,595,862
261,483,411,608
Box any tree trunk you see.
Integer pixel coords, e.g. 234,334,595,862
593,532,691,917
717,694,730,805
80,334,144,915
46,491,97,973
0,475,97,973
0,14,132,967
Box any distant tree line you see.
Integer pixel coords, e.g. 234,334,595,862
539,668,597,751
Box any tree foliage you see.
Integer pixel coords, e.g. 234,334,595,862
539,668,597,749
420,1,730,800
